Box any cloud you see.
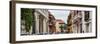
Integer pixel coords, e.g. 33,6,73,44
48,10,70,24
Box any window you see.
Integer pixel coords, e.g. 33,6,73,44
84,11,90,22
86,23,89,32
80,24,82,33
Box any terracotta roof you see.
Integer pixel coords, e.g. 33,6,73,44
56,19,65,24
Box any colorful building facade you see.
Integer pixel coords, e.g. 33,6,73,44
67,10,92,33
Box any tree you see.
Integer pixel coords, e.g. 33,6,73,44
21,8,33,32
59,25,64,32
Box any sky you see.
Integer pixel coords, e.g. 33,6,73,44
48,10,70,24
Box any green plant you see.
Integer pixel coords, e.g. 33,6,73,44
21,8,33,32
59,25,64,32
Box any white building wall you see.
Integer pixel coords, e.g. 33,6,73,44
72,11,92,33
38,9,49,34
82,11,86,33
43,19,47,34
34,9,49,34
34,12,40,34
55,22,61,33
89,12,92,33
81,11,92,33
29,26,33,34
73,24,78,33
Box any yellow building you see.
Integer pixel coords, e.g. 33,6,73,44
48,12,56,34
66,11,74,33
67,10,92,33
55,19,65,33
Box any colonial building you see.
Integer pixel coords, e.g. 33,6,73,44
33,9,49,34
66,10,92,33
83,11,92,33
48,12,56,34
55,19,65,33
72,10,83,33
66,11,73,33
21,9,49,35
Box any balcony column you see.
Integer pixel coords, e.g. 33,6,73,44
34,12,40,34
82,11,86,33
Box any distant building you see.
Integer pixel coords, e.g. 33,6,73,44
55,19,65,33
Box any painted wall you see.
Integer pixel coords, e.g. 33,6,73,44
0,0,99,44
